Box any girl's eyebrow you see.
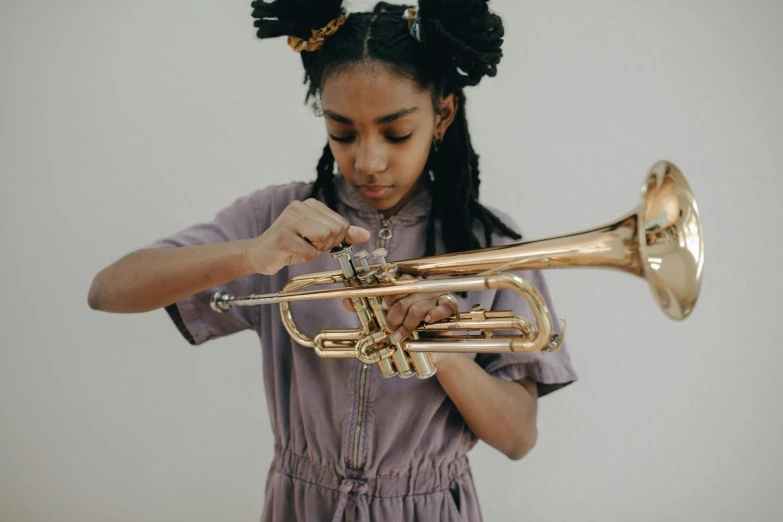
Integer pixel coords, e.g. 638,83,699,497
324,107,419,125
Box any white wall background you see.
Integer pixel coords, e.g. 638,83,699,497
2,0,781,521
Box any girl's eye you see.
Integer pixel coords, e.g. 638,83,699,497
329,134,355,144
328,133,413,144
387,133,413,143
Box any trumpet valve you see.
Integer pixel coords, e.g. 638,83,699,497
354,250,381,285
377,358,398,378
371,248,388,269
372,248,400,280
331,243,356,278
410,353,437,379
354,250,371,272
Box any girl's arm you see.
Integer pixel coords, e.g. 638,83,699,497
88,240,256,313
88,199,369,313
432,354,538,460
371,278,538,460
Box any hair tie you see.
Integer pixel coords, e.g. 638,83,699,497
288,10,347,53
402,5,422,43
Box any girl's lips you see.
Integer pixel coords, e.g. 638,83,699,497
359,185,392,199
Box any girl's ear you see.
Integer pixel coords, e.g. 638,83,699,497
433,93,458,141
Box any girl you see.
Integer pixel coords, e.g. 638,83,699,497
88,0,577,520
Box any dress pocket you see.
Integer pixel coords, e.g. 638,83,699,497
446,483,462,520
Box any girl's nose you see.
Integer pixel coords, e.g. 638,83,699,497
354,139,387,177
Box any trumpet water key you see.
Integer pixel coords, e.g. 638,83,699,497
210,161,704,379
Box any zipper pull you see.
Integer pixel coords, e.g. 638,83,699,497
379,217,392,250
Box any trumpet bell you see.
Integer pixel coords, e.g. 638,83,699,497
639,161,704,320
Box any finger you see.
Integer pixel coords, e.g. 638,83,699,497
290,219,333,250
398,300,433,339
341,298,355,312
302,198,350,229
345,225,370,245
423,304,454,323
301,201,369,248
390,299,435,343
381,275,416,311
391,324,411,344
382,293,406,314
302,199,350,239
386,294,430,332
283,234,320,264
297,202,351,250
425,295,460,322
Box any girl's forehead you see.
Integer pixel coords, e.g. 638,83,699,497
321,64,430,118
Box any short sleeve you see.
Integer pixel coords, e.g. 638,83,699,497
475,269,578,397
145,190,266,346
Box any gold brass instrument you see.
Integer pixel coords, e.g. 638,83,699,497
210,161,704,379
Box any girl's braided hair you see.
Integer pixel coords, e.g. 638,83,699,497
251,0,521,255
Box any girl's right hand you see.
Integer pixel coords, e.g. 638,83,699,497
245,199,370,275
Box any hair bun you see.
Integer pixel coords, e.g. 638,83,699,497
251,0,344,42
418,0,504,87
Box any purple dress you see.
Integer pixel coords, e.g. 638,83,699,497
148,175,577,521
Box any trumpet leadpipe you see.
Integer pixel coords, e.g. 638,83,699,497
211,274,494,312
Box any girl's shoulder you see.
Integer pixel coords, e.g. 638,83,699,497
247,179,315,207
162,181,316,246
235,180,316,225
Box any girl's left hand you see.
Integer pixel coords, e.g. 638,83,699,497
341,274,460,350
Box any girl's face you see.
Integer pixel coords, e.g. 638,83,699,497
321,63,456,216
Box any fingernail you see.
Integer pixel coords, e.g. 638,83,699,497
392,331,402,343
382,301,389,311
424,314,431,322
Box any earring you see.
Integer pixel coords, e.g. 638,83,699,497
432,137,439,152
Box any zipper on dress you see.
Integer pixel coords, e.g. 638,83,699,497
379,216,392,250
349,216,392,469
351,363,368,469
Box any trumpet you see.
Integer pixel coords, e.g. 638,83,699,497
210,161,704,379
